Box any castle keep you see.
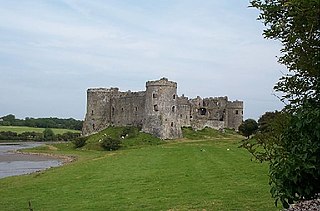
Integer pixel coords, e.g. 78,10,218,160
82,78,243,139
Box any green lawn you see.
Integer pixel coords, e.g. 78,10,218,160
0,138,279,210
0,126,80,134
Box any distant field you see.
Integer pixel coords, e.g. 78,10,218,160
0,129,279,210
0,126,81,134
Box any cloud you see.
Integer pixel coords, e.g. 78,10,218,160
0,0,285,120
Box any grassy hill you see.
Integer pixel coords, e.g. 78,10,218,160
0,125,81,134
0,127,279,210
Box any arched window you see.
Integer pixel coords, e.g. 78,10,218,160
172,106,175,112
173,94,176,99
170,122,174,127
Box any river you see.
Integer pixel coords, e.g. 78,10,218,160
0,142,62,179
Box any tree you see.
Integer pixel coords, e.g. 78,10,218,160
246,0,320,208
238,119,258,139
43,128,55,141
257,111,281,133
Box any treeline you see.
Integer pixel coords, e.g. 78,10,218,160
0,114,83,130
0,129,80,142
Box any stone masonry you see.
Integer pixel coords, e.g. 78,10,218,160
82,78,244,139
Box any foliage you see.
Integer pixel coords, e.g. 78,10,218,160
100,136,121,151
72,136,87,148
43,128,55,141
83,126,163,150
249,0,320,207
0,126,80,142
0,114,83,130
251,0,320,110
238,119,258,139
257,110,281,133
120,126,139,138
182,127,239,140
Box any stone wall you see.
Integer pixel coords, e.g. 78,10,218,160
82,78,244,139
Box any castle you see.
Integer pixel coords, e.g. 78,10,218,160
82,78,243,139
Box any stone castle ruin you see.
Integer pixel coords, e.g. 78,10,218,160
82,78,243,139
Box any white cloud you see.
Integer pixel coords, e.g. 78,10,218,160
0,0,285,120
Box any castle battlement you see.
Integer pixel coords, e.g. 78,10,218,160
146,77,177,88
83,78,244,139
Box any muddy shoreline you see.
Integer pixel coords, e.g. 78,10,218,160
0,143,75,179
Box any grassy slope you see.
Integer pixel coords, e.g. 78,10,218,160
0,128,278,210
0,125,80,134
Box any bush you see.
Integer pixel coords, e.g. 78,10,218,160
120,126,138,139
73,136,87,148
100,136,121,151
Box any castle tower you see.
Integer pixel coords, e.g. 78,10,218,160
82,88,119,135
142,78,182,139
226,100,244,131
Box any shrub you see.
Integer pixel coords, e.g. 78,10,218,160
73,136,87,148
100,136,121,151
120,126,138,139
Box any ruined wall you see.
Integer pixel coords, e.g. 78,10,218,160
111,91,145,127
83,78,244,138
226,101,243,131
177,95,191,127
142,78,182,139
82,88,118,135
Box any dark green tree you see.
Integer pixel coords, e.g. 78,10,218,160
246,0,320,208
43,128,55,141
238,119,258,139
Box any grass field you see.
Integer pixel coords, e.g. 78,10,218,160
0,126,81,134
0,128,279,210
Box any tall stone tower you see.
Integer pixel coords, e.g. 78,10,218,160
142,78,182,139
82,88,119,135
226,100,244,131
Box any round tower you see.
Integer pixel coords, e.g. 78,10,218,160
82,88,118,135
142,78,182,139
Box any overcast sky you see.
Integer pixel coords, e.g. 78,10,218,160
0,0,286,120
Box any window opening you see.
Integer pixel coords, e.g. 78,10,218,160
170,122,174,127
235,110,239,115
153,93,157,98
172,106,175,112
154,105,159,111
199,108,207,115
173,94,176,99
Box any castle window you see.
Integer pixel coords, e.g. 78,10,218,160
92,124,95,130
171,122,174,127
153,93,157,98
199,108,207,115
91,110,94,115
235,110,239,115
112,107,115,115
154,105,159,112
173,94,176,99
135,107,138,111
121,108,124,111
180,114,182,118
242,111,243,114
172,106,175,112
190,115,193,119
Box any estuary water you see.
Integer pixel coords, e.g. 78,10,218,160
0,143,62,179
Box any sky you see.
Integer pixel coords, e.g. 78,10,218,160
0,0,286,120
